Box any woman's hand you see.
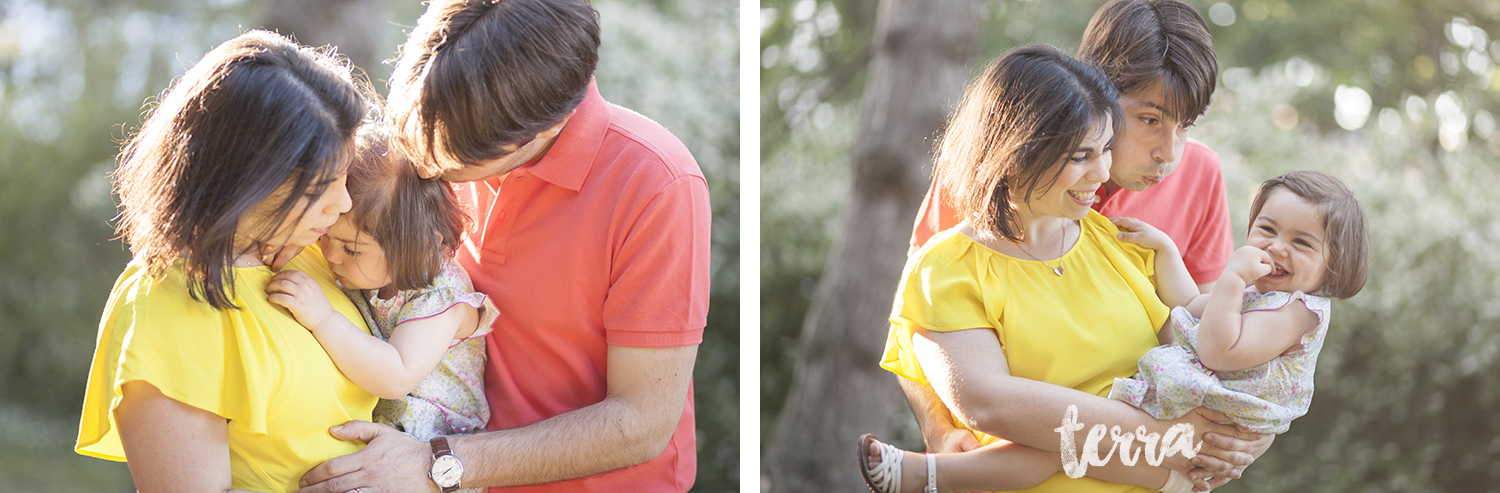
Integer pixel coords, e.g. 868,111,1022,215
929,425,982,454
266,270,336,332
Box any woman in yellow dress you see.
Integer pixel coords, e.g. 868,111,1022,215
76,31,379,493
859,44,1255,493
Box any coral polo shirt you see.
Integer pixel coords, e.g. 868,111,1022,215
910,139,1233,284
453,81,710,492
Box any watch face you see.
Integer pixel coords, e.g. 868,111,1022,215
432,455,463,486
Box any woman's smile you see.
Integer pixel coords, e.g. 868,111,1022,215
1030,120,1113,220
1067,188,1098,206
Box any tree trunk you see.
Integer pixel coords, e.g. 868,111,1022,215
763,0,983,491
255,0,386,82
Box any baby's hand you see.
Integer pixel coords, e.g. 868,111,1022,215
1110,217,1175,252
1225,245,1275,283
266,270,335,332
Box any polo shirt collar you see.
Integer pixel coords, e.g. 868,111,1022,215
525,80,609,192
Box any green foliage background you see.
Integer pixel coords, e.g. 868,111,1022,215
0,0,738,491
762,0,1500,490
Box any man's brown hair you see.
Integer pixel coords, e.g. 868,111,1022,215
387,0,600,176
1079,0,1218,125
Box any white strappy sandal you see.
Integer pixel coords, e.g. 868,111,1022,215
858,434,938,493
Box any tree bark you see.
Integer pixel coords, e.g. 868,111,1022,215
763,0,984,491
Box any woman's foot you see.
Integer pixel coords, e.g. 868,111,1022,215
857,434,935,493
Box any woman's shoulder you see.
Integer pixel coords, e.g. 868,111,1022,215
909,226,1007,268
1079,209,1121,237
895,227,999,294
1076,211,1148,256
106,259,221,323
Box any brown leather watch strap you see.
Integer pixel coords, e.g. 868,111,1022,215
429,436,460,493
431,436,454,457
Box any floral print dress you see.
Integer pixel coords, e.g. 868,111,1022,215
345,257,498,442
1108,290,1331,434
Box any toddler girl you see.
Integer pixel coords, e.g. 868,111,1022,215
267,124,497,485
860,170,1369,493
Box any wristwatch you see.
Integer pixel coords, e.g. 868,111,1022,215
429,436,464,493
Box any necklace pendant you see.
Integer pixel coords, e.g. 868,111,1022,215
1053,265,1065,277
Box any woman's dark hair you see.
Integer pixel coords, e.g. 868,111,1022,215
1079,0,1217,126
113,30,371,309
345,123,469,291
1249,170,1370,299
388,0,600,176
937,44,1123,242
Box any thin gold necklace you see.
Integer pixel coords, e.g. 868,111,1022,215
1013,224,1067,277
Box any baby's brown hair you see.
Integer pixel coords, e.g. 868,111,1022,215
1249,170,1369,299
345,123,469,290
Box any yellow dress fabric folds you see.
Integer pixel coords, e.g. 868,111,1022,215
881,211,1170,493
77,246,377,493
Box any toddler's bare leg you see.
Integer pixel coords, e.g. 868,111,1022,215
1078,456,1173,491
863,439,1060,492
932,440,1061,492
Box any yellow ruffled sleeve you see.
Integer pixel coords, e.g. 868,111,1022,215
1086,213,1170,332
76,260,263,460
879,230,999,386
76,247,373,466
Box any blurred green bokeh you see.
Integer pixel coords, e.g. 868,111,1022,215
0,0,738,491
762,0,1500,491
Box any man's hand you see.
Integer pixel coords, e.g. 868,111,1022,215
266,270,336,332
296,421,436,493
928,425,982,454
1187,424,1272,491
1152,407,1242,491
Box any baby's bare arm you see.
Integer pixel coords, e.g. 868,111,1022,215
1110,217,1197,308
1195,247,1318,371
266,270,472,398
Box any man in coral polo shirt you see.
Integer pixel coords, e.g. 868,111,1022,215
294,1,709,492
901,0,1270,489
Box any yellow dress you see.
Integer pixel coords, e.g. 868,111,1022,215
881,211,1170,493
76,246,377,493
